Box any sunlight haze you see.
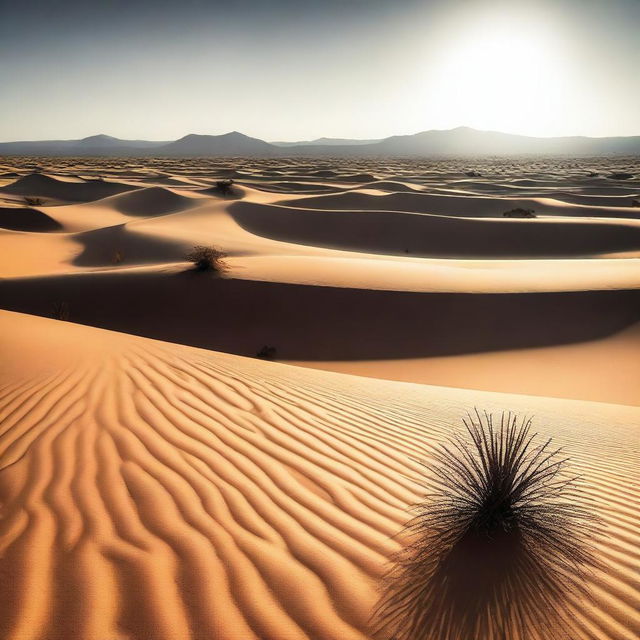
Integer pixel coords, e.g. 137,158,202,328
1,0,638,141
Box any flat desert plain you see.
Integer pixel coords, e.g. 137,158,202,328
0,156,639,639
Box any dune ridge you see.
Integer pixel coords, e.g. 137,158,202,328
0,173,137,203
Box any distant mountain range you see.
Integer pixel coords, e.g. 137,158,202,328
1,127,639,157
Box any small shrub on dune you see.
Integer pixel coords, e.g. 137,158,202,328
23,196,44,206
215,178,235,197
256,345,277,360
503,207,536,218
51,301,70,321
374,410,600,640
185,245,228,273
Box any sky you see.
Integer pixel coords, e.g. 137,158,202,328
0,0,638,142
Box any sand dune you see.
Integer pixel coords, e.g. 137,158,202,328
1,156,639,639
0,310,638,640
94,186,202,216
0,206,62,232
1,271,638,362
280,190,638,218
230,201,640,258
0,173,137,203
291,321,640,406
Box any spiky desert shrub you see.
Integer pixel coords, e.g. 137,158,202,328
374,410,600,640
185,245,227,273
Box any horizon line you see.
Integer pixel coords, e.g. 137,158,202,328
2,125,640,145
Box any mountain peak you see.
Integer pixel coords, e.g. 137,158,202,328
78,134,120,144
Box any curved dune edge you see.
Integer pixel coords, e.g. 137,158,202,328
287,322,640,406
0,310,638,640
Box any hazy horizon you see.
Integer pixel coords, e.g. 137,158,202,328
2,0,639,142
3,124,640,146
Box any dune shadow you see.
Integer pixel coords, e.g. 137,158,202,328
0,207,62,232
0,274,639,359
229,201,640,258
71,224,187,267
375,524,592,640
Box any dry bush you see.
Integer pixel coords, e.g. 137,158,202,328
23,196,44,206
51,301,70,321
185,245,227,273
215,178,235,196
503,207,536,218
256,345,277,360
373,410,600,640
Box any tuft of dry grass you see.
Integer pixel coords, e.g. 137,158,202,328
185,245,228,273
23,196,44,206
503,207,536,218
374,410,601,640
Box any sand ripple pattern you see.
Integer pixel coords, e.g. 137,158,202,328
0,328,638,639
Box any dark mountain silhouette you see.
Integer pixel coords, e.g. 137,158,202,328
154,132,276,156
0,135,166,156
0,127,638,157
285,127,640,156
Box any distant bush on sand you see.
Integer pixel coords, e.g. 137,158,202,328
608,172,633,180
51,301,70,321
185,245,227,273
502,207,536,218
256,345,277,360
23,196,44,206
215,178,235,196
374,410,600,640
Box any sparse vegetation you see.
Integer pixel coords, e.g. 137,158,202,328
23,196,44,206
609,172,633,180
215,178,235,196
464,170,481,177
112,249,125,265
503,207,536,218
185,245,227,273
51,301,70,321
374,410,599,640
256,345,277,360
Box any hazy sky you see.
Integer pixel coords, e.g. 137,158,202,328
1,0,638,141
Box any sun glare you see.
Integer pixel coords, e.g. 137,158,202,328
424,16,570,136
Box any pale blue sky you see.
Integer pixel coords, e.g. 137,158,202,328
1,0,638,141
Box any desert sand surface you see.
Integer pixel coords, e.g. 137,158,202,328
0,156,639,639
0,310,638,640
1,155,639,405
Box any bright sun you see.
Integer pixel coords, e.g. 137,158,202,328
424,15,572,136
